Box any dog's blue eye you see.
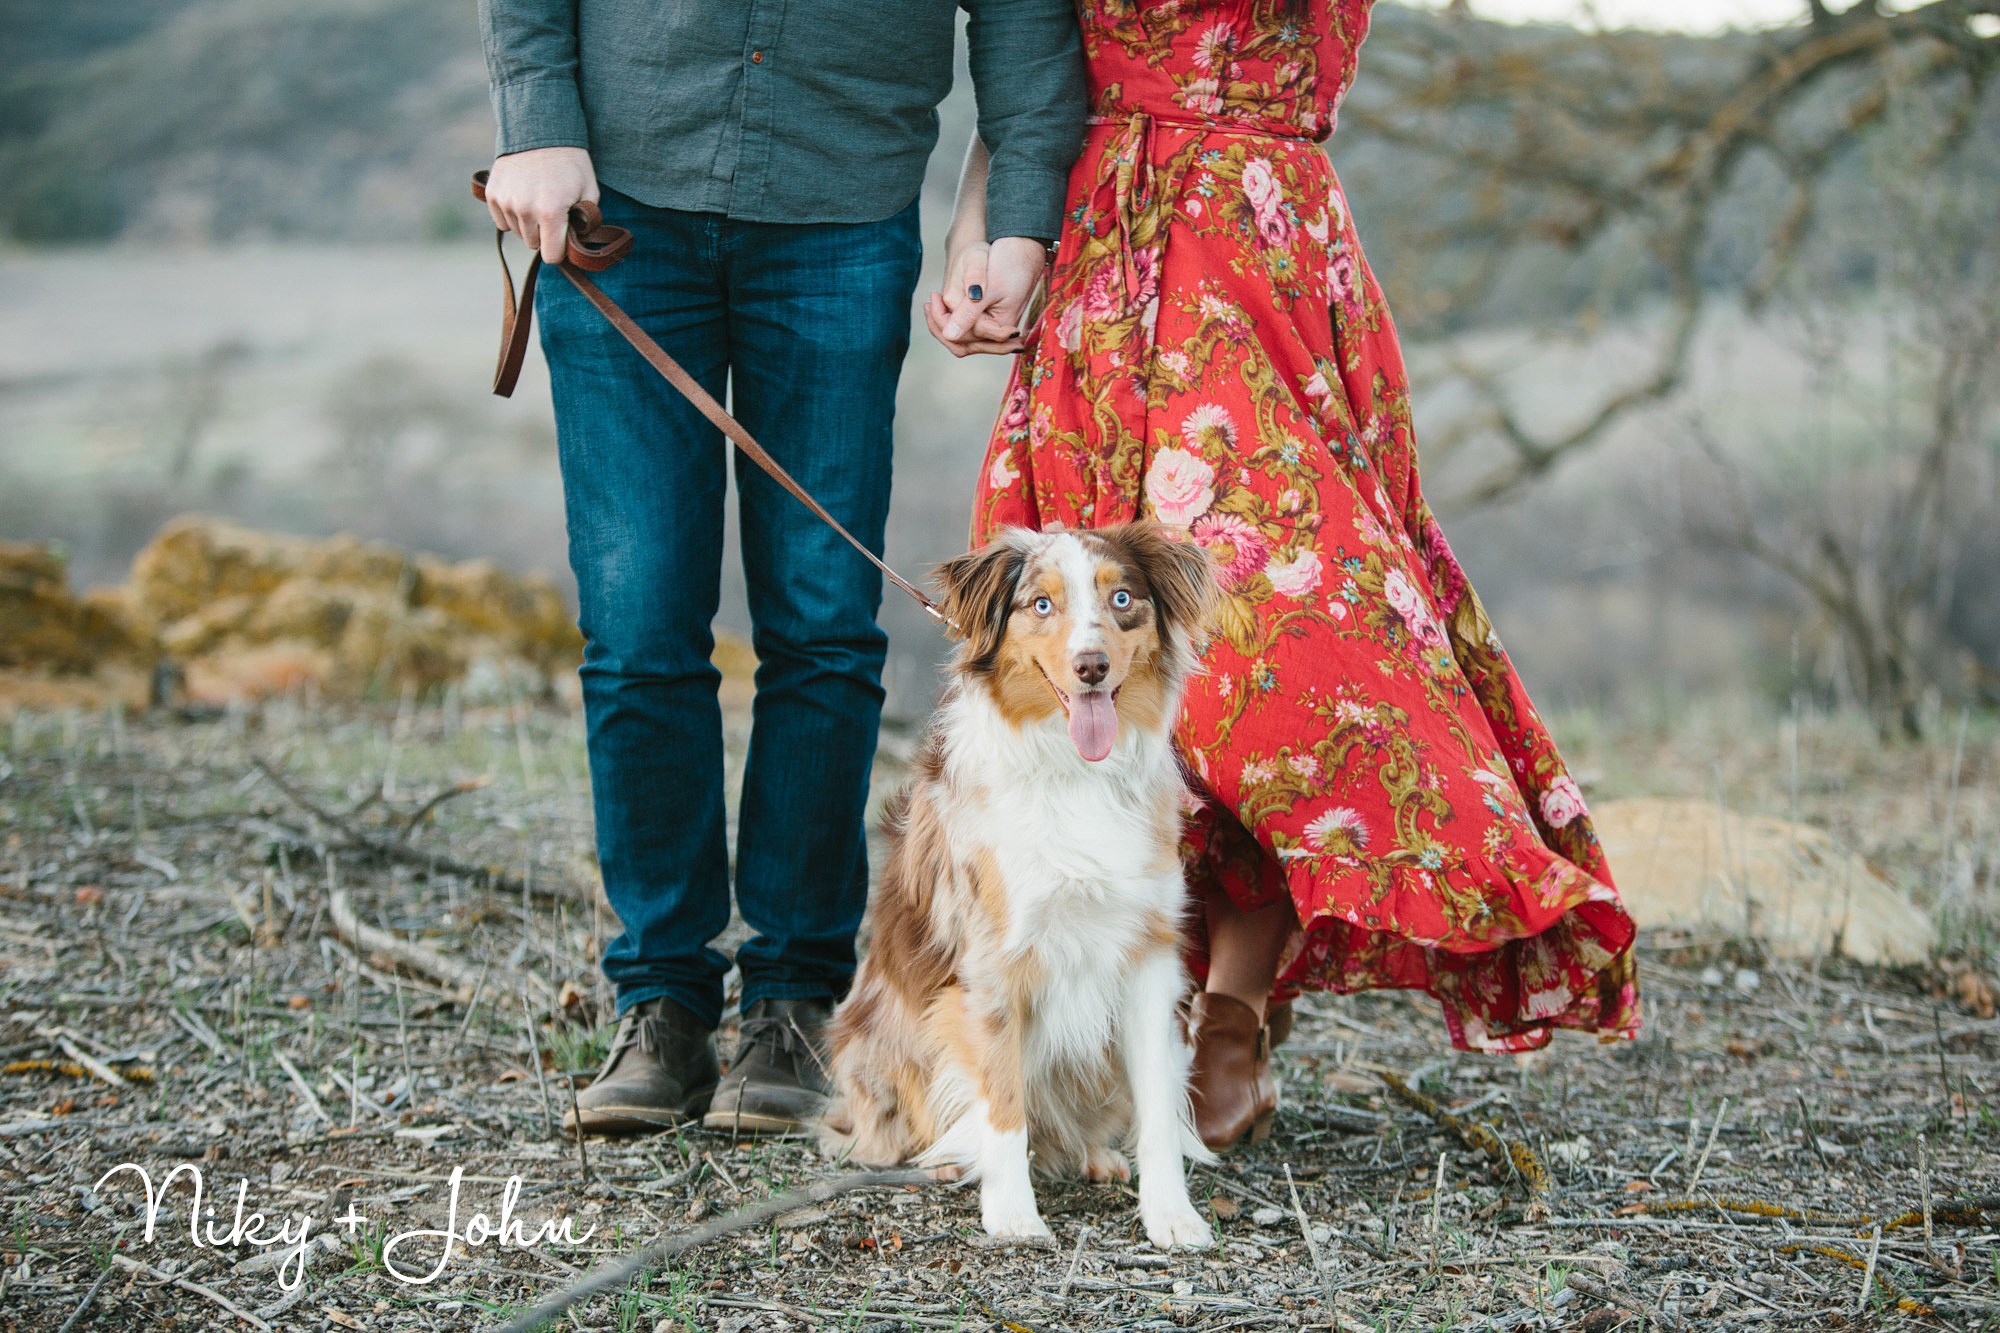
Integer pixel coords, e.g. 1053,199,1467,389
1112,590,1132,609
1034,596,1053,615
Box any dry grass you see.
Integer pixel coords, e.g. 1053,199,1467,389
0,696,1995,1333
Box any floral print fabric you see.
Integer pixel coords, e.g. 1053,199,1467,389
971,0,1640,1051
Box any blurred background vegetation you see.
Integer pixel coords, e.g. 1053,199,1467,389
2,0,1997,735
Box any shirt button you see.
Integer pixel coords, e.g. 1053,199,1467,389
750,50,764,63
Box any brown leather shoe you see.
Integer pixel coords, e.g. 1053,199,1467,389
1188,992,1277,1153
704,998,832,1136
564,998,719,1135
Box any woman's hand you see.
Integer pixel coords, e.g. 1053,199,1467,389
483,146,600,264
926,238,1042,358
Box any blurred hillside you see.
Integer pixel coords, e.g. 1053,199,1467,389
0,3,1843,286
0,0,492,245
1,1,1995,724
10,3,1994,309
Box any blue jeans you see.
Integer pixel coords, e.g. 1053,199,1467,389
538,185,921,1030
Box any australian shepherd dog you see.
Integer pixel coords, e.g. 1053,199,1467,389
821,520,1219,1248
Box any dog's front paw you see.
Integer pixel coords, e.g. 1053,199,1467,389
1142,1202,1214,1251
981,1205,1054,1242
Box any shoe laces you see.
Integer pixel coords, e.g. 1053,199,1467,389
604,1008,672,1070
738,1011,810,1061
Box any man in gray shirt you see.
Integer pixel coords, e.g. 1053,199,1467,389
477,1,1084,1135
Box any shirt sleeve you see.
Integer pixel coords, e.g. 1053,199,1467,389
964,0,1088,242
479,0,591,156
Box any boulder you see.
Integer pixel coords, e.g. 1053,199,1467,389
0,541,152,674
2,518,759,711
126,517,584,702
1591,797,1935,964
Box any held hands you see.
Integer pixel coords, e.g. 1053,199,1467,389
925,236,1048,357
483,146,600,264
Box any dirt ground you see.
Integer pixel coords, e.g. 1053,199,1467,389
0,698,1996,1332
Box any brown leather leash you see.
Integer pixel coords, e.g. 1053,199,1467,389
471,171,949,625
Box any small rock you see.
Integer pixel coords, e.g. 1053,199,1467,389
392,1124,457,1147
1550,1137,1593,1166
1700,966,1725,987
1733,968,1761,992
1250,1205,1285,1227
1172,1279,1194,1296
1208,1194,1240,1220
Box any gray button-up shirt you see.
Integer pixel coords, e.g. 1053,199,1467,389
478,0,1086,242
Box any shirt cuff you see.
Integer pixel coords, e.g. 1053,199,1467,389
985,164,1069,245
491,76,591,156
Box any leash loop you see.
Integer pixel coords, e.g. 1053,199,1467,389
471,172,950,626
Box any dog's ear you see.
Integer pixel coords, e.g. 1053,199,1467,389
933,533,1029,673
1119,519,1216,638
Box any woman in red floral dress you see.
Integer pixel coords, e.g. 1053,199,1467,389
931,0,1641,1149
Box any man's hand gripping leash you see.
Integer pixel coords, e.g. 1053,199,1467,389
470,171,952,629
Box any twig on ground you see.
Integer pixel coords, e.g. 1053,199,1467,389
398,776,491,839
1797,1094,1832,1170
327,887,541,1003
112,1253,272,1331
523,998,554,1137
53,1263,113,1333
49,1032,127,1088
1855,1222,1882,1314
1057,1224,1091,1299
1378,1071,1547,1200
563,1072,590,1184
1287,1164,1339,1327
1687,1096,1729,1194
254,757,591,905
489,1168,932,1333
271,1047,330,1126
1566,1270,1679,1331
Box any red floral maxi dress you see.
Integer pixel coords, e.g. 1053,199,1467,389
971,0,1640,1052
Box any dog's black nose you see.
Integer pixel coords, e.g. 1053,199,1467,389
1073,650,1109,686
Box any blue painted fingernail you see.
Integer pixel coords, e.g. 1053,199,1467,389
968,284,983,300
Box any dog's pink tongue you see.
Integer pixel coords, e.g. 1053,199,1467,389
1066,690,1118,762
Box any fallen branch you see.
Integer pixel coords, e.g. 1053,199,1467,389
112,1253,271,1331
1636,1194,1995,1233
251,758,595,907
398,776,491,839
47,1032,127,1088
489,1168,932,1333
328,888,551,1006
270,1047,331,1126
1565,1270,1683,1331
1378,1071,1548,1200
53,1264,113,1333
1286,1164,1346,1333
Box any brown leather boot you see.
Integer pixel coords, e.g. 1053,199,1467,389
1267,999,1294,1050
564,998,719,1135
703,998,833,1136
1187,992,1277,1153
